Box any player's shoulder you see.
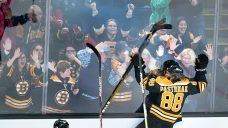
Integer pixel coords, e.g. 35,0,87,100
156,76,173,86
175,77,191,85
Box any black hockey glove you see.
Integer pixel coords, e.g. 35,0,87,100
132,54,146,83
195,54,209,73
132,54,145,69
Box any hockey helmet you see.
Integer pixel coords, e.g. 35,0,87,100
163,60,183,79
53,119,69,128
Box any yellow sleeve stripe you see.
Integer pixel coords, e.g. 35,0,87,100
30,65,36,76
143,77,149,88
199,83,202,92
7,67,14,77
143,77,149,82
198,82,207,92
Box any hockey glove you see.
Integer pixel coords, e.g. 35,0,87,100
195,54,209,73
131,54,145,68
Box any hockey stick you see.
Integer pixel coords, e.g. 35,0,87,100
137,21,172,128
86,43,103,128
101,19,172,119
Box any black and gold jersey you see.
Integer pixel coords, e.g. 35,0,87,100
135,68,207,125
110,56,134,103
2,64,37,110
45,75,76,113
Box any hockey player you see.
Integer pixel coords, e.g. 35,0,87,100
132,53,208,128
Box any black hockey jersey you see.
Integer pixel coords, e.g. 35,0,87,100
45,75,77,113
2,64,37,111
135,68,207,125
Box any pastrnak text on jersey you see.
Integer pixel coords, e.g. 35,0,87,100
160,86,188,93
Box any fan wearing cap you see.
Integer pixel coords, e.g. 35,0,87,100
107,41,138,112
132,52,209,128
75,43,112,112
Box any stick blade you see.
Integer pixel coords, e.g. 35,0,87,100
86,43,101,61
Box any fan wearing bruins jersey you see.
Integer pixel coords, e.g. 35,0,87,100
133,54,208,128
1,48,41,113
45,60,79,113
107,41,137,112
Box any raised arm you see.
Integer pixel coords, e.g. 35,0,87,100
133,57,160,93
190,54,209,94
6,48,21,67
130,49,146,83
5,4,42,27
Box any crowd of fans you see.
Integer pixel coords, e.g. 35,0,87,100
0,0,227,114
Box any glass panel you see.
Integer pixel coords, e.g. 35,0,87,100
48,0,148,114
0,0,219,116
160,0,215,113
214,0,228,112
0,0,46,114
47,0,215,114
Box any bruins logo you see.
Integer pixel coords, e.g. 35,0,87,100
16,81,29,95
55,90,70,106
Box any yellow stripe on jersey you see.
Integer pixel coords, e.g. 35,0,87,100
175,78,190,84
143,77,149,89
152,105,182,118
150,105,182,123
7,66,14,77
199,83,202,92
143,77,149,83
198,82,207,92
46,106,72,113
68,77,75,84
156,76,191,86
5,102,31,109
111,97,132,102
5,96,32,103
50,75,62,83
5,96,32,109
150,110,176,123
115,91,132,96
112,91,132,102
